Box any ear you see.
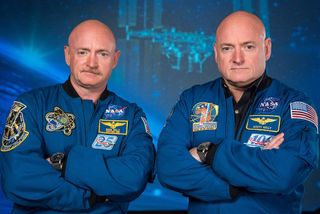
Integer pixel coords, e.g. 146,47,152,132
264,38,272,61
213,43,218,63
64,45,71,66
112,50,121,69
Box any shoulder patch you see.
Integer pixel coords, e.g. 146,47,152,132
1,101,29,152
290,101,318,133
45,107,75,136
141,117,152,137
191,102,219,132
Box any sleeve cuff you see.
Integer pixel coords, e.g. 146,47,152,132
204,143,219,165
89,192,107,207
229,185,241,199
61,155,67,177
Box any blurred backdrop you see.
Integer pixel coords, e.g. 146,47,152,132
0,0,319,213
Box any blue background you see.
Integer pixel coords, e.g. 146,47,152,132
0,0,319,212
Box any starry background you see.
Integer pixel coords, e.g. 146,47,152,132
0,0,319,212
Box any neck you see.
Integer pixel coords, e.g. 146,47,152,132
228,86,244,103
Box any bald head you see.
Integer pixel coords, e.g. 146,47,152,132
216,11,266,43
64,19,121,102
213,11,272,93
68,19,116,51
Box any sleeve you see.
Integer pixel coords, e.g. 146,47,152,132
157,91,234,202
63,106,155,202
0,97,93,211
210,95,319,194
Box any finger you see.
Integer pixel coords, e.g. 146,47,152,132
270,137,284,149
264,138,282,149
189,147,201,162
46,158,52,164
272,133,284,143
264,133,284,149
271,133,285,149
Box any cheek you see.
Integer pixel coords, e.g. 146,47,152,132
252,54,266,69
217,58,229,70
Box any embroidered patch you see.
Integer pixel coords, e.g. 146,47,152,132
257,97,280,112
141,117,152,137
104,104,127,119
290,101,318,133
98,119,128,135
45,107,75,136
246,115,280,133
92,134,118,150
1,101,29,152
191,102,219,132
244,133,274,149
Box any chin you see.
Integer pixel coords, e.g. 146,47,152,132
227,78,252,88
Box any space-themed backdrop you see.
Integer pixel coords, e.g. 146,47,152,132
0,0,319,212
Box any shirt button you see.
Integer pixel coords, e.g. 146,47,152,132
235,109,239,114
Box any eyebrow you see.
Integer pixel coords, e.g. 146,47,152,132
220,43,234,47
219,41,255,47
242,41,255,45
76,48,113,53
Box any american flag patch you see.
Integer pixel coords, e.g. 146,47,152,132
290,101,318,133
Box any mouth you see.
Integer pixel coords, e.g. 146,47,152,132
81,70,100,75
230,67,249,70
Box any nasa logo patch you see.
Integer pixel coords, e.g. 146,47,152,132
257,97,280,112
104,104,127,119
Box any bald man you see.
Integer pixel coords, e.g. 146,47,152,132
157,11,319,213
0,20,155,213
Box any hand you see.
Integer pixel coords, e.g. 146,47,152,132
46,157,51,164
189,147,201,162
46,152,65,171
263,133,285,150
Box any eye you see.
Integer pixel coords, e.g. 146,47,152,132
77,50,88,56
221,46,233,52
244,44,255,50
99,52,111,57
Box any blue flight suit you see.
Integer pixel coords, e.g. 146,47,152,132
157,75,319,213
0,79,155,213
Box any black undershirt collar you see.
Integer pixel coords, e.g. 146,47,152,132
222,72,272,133
62,78,109,100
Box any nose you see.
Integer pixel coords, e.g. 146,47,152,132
87,53,98,68
232,48,244,65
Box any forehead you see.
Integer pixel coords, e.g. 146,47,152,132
216,19,265,44
70,28,115,50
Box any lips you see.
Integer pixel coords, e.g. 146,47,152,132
230,67,248,70
81,70,99,75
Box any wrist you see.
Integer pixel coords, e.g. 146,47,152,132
197,142,211,163
204,143,218,165
50,152,65,171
